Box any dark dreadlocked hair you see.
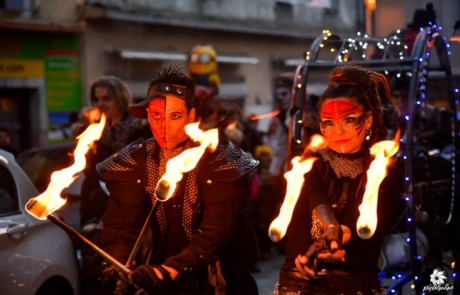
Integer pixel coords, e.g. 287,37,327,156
318,65,400,146
148,65,195,111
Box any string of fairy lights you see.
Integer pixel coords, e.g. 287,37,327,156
299,25,459,294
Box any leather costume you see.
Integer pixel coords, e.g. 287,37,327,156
274,146,404,295
97,136,260,295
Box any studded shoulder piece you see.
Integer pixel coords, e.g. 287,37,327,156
96,138,147,187
197,140,259,188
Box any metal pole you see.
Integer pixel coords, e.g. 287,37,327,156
125,199,159,267
47,214,130,274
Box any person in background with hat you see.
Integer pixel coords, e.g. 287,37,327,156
400,3,437,55
96,66,260,295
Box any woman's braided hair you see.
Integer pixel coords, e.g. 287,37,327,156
318,65,400,146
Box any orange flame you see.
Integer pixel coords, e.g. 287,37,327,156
25,115,107,219
226,122,237,130
87,108,102,124
155,122,219,201
357,132,400,239
269,134,327,242
248,109,281,120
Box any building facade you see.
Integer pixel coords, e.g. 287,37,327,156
7,0,458,151
81,0,364,130
0,0,84,150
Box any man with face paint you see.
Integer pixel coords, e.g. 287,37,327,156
96,67,260,295
273,66,404,295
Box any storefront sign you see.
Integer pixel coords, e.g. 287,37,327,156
0,59,44,78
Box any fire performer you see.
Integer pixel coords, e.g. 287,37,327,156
273,65,404,295
96,67,259,295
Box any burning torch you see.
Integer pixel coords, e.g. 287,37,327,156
155,122,219,201
269,134,327,242
24,114,130,275
357,132,400,239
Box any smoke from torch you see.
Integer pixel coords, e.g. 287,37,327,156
356,131,400,239
269,134,327,242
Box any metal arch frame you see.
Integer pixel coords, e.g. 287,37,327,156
288,31,333,154
288,26,459,295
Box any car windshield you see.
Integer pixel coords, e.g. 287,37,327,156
17,144,76,193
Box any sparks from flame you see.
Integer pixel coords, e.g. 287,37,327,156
357,131,400,239
155,122,219,201
269,134,327,242
25,115,107,219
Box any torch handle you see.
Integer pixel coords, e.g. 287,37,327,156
47,214,130,275
125,199,159,267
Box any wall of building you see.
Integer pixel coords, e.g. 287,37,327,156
0,0,81,29
85,0,360,35
82,19,327,114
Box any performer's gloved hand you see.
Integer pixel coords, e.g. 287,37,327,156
295,243,317,279
128,265,174,293
101,262,131,295
312,204,341,251
316,225,351,264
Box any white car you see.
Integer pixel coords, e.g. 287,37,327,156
0,149,80,295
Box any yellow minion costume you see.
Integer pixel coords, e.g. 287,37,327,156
188,45,221,94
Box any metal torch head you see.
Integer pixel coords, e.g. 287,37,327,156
155,179,172,201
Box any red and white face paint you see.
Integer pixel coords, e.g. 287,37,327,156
146,95,195,150
319,98,371,154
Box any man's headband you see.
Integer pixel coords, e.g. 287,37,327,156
147,83,192,100
129,83,194,119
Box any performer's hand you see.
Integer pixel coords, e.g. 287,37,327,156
312,204,341,252
295,243,317,279
317,225,351,264
317,224,341,251
113,271,129,295
101,263,128,295
128,264,175,292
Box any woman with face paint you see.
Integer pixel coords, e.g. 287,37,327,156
96,67,260,295
273,65,405,295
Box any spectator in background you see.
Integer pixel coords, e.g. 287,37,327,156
0,127,17,157
266,76,293,255
241,114,264,157
79,76,151,295
268,77,292,178
81,76,151,227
